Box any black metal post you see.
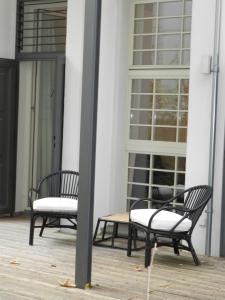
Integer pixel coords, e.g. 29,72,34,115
75,0,102,289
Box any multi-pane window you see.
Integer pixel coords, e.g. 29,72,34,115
126,0,192,209
132,0,192,66
127,153,186,209
130,78,189,142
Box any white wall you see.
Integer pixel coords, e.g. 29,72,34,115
0,0,16,59
62,0,85,170
211,0,225,256
94,0,129,222
62,0,129,224
186,0,216,254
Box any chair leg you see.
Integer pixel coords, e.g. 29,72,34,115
186,236,200,266
127,223,133,257
145,233,152,268
39,217,47,237
173,238,180,256
93,219,101,243
29,214,36,246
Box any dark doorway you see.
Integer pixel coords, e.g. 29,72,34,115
0,59,18,215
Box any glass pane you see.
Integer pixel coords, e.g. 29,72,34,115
158,18,182,33
176,190,184,203
153,171,174,185
180,95,189,110
132,79,154,93
183,33,190,48
154,127,177,142
155,79,179,93
127,184,149,198
182,50,190,65
154,111,177,126
177,173,185,185
152,186,174,200
183,17,192,31
158,1,183,17
130,110,152,125
129,199,148,209
134,19,156,34
128,169,149,184
178,128,187,142
131,95,153,109
177,157,186,171
184,0,192,15
180,79,189,93
153,155,175,170
133,51,155,65
157,50,180,65
157,34,181,49
134,35,156,50
135,3,157,18
128,153,150,168
155,95,178,110
130,126,151,140
179,112,188,126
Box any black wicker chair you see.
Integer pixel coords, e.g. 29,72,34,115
28,170,79,245
127,185,212,267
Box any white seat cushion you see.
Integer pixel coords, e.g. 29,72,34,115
33,197,78,213
130,209,192,232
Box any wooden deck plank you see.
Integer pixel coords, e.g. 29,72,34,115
0,216,224,299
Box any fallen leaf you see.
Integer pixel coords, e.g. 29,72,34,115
58,279,76,288
134,265,143,272
51,264,56,268
85,283,93,289
10,260,20,265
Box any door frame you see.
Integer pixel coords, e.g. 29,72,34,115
0,59,19,215
16,53,65,211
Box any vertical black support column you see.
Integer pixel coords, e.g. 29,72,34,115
75,0,102,289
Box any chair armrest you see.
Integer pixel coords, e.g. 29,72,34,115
28,188,39,211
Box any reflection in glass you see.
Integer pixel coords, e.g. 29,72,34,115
155,79,179,93
132,79,154,93
180,79,189,93
130,110,152,125
157,34,181,49
130,126,151,140
128,153,150,168
158,18,182,33
131,95,153,109
153,155,175,170
159,1,183,17
183,17,192,31
134,19,156,34
180,96,188,110
134,35,155,50
157,50,180,65
135,3,157,18
129,199,148,209
179,112,188,126
153,171,174,185
182,50,190,65
154,127,176,142
183,34,190,48
177,157,186,171
127,184,149,198
133,51,155,65
184,0,192,15
178,128,187,142
128,169,149,184
155,111,177,126
155,95,178,110
177,173,185,185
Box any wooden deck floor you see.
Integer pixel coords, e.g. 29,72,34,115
0,216,224,300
